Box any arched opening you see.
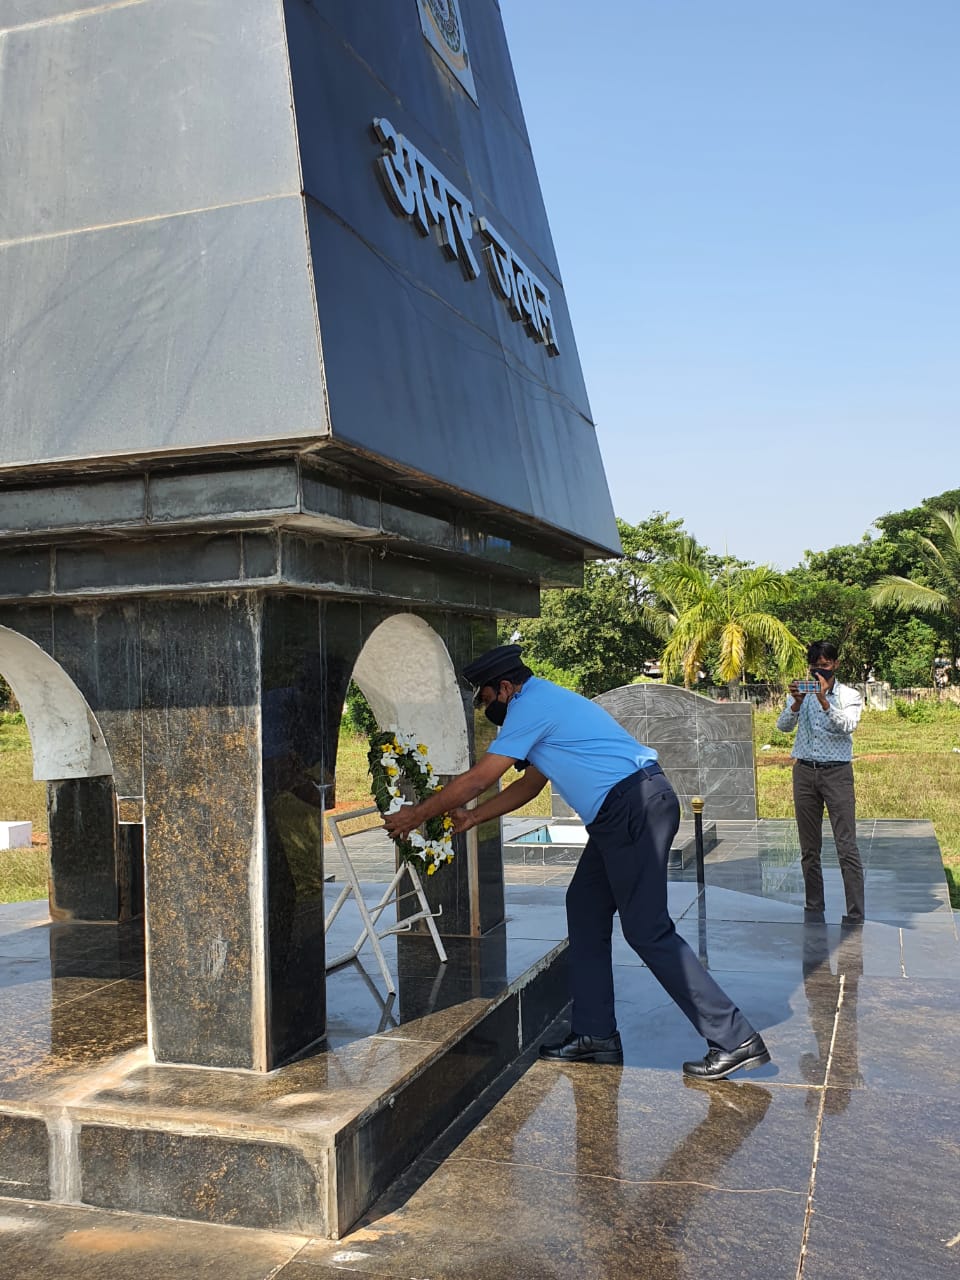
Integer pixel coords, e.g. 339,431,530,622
325,614,471,917
321,614,477,1028
0,626,113,782
351,614,469,775
0,625,130,922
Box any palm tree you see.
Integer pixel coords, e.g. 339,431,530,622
869,508,960,664
656,561,806,692
641,535,709,645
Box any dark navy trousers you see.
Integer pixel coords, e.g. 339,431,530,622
566,766,755,1052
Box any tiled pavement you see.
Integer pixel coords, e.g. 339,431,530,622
2,818,959,1278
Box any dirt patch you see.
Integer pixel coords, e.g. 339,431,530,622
758,752,902,767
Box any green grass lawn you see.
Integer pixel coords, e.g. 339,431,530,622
3,705,958,907
0,714,48,902
755,702,960,907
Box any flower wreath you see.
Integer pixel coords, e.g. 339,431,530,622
367,729,454,876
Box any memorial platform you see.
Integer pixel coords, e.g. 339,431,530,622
0,884,569,1239
2,818,960,1278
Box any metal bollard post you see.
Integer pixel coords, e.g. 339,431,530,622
691,796,705,890
691,796,708,963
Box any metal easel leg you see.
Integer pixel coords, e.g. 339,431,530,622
323,806,448,991
324,809,396,994
405,864,448,964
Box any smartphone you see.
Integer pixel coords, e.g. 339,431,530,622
795,679,820,693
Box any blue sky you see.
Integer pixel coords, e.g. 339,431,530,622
500,0,959,568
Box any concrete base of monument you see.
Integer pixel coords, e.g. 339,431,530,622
503,817,718,871
0,885,569,1239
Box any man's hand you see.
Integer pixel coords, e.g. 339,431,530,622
813,671,831,707
450,806,478,834
381,752,516,843
384,803,423,842
787,679,806,711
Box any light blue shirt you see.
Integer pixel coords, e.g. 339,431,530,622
487,676,657,824
776,680,862,762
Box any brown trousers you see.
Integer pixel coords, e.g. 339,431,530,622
792,761,865,920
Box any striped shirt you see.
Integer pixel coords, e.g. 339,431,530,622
775,680,862,762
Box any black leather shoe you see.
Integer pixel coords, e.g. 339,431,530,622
682,1033,770,1081
539,1031,623,1065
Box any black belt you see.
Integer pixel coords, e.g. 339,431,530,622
797,759,849,770
604,762,663,804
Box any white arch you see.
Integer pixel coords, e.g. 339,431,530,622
351,615,469,773
0,625,113,780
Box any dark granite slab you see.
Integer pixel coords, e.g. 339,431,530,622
79,1124,326,1232
672,918,904,978
0,882,569,1237
47,777,118,922
288,1069,809,1279
827,975,960,1099
804,1090,960,1278
0,1199,307,1280
0,1112,49,1200
0,821,955,1269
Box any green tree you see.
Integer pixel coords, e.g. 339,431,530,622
802,536,901,587
501,513,691,696
869,508,960,672
657,562,806,692
874,488,960,541
768,575,878,680
880,617,941,688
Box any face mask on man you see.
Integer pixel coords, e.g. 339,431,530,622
812,667,835,681
485,697,509,726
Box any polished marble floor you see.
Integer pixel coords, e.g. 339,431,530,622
2,819,959,1278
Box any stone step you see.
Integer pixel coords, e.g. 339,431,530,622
0,888,569,1239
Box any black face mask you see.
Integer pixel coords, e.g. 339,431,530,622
812,667,835,681
484,698,509,726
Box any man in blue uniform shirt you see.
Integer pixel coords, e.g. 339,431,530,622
384,644,769,1081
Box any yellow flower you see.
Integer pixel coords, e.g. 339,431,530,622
427,863,436,875
417,743,429,755
433,783,443,792
386,766,398,776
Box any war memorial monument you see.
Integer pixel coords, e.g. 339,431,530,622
0,0,621,1235
4,6,960,1273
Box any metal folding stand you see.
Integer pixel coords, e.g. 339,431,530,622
324,804,447,995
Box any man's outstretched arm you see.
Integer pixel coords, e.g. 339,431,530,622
383,752,517,840
450,765,549,832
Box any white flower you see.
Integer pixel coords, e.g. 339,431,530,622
409,832,426,849
385,796,406,815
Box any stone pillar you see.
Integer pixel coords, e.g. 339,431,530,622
260,595,328,1069
47,776,119,922
140,594,326,1071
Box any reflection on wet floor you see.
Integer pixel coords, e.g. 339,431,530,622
2,819,959,1278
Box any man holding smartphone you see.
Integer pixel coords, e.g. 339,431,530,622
777,640,865,923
